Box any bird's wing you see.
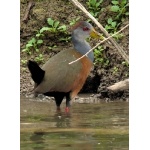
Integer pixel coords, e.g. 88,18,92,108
34,49,84,93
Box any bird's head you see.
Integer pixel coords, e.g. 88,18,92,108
72,21,103,40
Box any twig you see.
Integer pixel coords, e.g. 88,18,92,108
22,1,35,23
69,24,129,65
70,0,129,63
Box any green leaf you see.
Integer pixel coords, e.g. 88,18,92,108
28,38,36,44
111,1,119,5
91,0,96,6
58,25,67,31
28,51,31,55
26,43,33,48
37,40,43,44
86,2,89,6
22,49,27,52
111,21,117,27
94,12,99,16
90,11,95,17
105,25,112,30
96,3,100,8
36,33,41,37
100,0,103,3
121,0,127,6
39,54,43,57
47,18,54,26
54,21,60,28
48,46,52,50
40,27,50,33
107,18,112,24
21,60,27,64
122,61,126,65
125,12,129,15
111,5,120,12
35,49,39,52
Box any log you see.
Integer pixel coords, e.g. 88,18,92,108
107,79,129,92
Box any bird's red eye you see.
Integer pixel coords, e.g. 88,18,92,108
83,27,89,31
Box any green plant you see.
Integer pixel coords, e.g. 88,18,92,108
122,61,129,67
48,45,57,50
59,36,71,43
22,18,69,55
94,46,109,66
22,38,43,55
105,17,118,32
104,0,128,40
110,0,129,22
21,59,27,65
69,17,80,26
105,17,124,40
39,18,67,34
35,54,44,64
21,67,27,72
86,0,104,18
111,31,124,40
112,66,119,74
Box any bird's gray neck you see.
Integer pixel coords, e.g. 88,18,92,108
71,34,94,62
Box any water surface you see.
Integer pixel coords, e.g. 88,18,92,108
20,95,128,150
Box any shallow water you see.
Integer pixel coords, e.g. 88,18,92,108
20,95,129,150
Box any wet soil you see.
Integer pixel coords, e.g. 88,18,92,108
20,0,129,101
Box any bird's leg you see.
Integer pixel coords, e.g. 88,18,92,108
56,106,61,112
54,93,65,112
65,93,71,112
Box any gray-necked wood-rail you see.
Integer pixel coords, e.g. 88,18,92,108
27,21,101,112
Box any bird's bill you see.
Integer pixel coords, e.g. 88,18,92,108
90,28,104,40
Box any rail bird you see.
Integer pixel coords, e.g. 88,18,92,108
27,21,101,112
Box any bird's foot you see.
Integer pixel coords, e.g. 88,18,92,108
65,107,69,113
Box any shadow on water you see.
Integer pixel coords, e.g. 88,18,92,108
20,95,129,150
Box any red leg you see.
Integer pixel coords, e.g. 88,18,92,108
65,107,69,113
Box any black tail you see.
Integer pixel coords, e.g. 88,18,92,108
27,60,45,85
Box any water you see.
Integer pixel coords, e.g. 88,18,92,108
20,95,129,150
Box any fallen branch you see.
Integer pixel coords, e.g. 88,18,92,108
107,79,129,92
70,0,129,63
69,24,129,65
22,1,35,23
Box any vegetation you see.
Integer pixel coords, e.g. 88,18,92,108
69,17,81,26
85,0,129,66
110,0,129,22
94,46,109,67
105,0,128,38
22,18,70,64
86,0,104,19
21,0,129,68
22,37,43,55
40,18,67,34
